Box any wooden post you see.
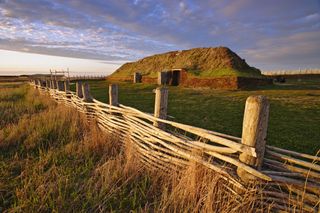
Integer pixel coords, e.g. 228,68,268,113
76,82,83,98
53,80,57,89
57,81,64,91
64,81,70,92
109,84,119,106
237,96,270,183
35,80,39,88
153,87,168,130
133,72,142,83
41,80,46,87
157,71,167,85
46,80,50,88
82,82,93,102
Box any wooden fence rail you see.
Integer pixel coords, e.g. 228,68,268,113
31,79,320,212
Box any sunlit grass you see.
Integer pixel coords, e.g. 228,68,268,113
70,78,320,154
1,83,266,212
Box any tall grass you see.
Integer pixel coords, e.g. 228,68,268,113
1,84,272,212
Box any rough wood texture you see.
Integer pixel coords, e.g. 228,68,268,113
153,87,168,129
76,82,83,98
237,96,269,183
46,80,50,88
53,80,57,89
82,82,93,102
64,81,70,92
50,80,54,89
57,81,65,91
109,84,119,106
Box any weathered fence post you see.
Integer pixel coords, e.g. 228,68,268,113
109,84,119,106
157,71,168,85
57,81,65,91
82,82,93,102
64,81,70,93
76,82,83,98
52,80,57,89
34,79,38,87
237,96,269,183
41,80,46,87
46,80,50,89
153,87,168,130
133,72,142,83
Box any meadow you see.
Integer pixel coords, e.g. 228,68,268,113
0,82,265,212
1,80,319,212
71,78,320,155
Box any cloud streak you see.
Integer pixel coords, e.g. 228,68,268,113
0,0,319,70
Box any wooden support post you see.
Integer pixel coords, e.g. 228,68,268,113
157,71,168,85
237,96,270,183
76,82,83,98
46,80,50,88
133,72,142,83
82,82,93,102
153,87,168,130
64,81,70,92
109,84,119,106
53,80,57,89
57,81,64,91
41,80,46,87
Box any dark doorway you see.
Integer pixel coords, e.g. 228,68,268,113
171,70,181,86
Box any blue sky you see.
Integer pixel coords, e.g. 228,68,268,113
0,0,319,75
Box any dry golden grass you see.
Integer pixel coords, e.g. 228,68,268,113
1,83,310,212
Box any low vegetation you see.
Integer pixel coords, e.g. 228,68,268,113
1,83,269,212
73,78,320,155
111,47,262,78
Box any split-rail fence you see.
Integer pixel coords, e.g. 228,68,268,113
31,79,320,212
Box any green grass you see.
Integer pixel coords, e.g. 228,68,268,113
1,83,264,212
70,78,320,155
0,85,155,212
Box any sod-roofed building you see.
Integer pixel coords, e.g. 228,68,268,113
108,47,272,89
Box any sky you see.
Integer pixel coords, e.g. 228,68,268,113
0,0,319,75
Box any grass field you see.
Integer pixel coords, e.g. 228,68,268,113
0,82,264,212
71,78,320,154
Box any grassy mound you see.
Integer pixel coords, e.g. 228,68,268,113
111,47,262,78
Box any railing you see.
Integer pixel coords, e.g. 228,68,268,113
69,75,107,81
263,69,320,76
31,79,320,212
